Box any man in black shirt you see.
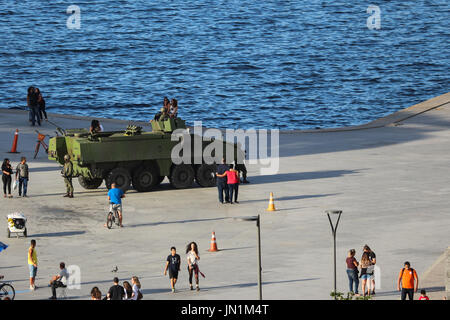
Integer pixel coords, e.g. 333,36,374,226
107,277,125,300
164,247,181,293
216,158,230,204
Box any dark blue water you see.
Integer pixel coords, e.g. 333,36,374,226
0,1,449,130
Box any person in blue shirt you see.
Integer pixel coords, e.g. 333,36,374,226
106,183,125,228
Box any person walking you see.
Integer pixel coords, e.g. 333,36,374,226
130,276,142,300
16,157,29,197
186,242,201,291
105,182,125,228
164,246,181,293
28,239,38,291
107,277,125,300
364,244,377,295
48,262,69,300
61,154,74,198
35,88,48,121
216,158,230,204
346,249,359,296
2,158,13,198
397,261,419,300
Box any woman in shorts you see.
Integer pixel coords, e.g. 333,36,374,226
359,252,373,296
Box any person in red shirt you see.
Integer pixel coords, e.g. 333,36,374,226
397,261,419,300
419,289,429,300
216,165,240,204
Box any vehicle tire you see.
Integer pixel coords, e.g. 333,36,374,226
132,166,159,192
7,228,10,238
23,228,27,238
78,176,103,190
1,283,15,300
106,212,113,229
105,168,131,191
195,164,217,187
169,164,195,189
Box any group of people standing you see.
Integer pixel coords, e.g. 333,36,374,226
27,86,47,126
345,245,376,297
2,157,30,198
216,158,249,204
91,276,142,300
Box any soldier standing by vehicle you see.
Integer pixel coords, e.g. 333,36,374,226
62,154,74,198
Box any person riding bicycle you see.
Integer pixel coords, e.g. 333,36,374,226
61,154,74,198
105,183,125,228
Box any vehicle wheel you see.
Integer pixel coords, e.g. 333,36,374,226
1,283,15,300
169,164,195,189
23,228,27,237
195,164,217,187
132,166,159,192
105,168,131,191
78,176,103,189
106,212,113,229
7,228,10,238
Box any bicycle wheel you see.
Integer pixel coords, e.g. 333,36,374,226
33,142,40,159
0,283,15,300
114,210,120,226
106,212,113,229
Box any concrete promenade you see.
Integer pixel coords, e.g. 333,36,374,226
0,92,449,300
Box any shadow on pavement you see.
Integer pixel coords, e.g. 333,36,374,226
249,170,362,184
243,193,339,203
127,217,227,229
30,231,86,238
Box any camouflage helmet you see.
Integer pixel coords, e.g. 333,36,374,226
64,154,70,161
160,107,166,113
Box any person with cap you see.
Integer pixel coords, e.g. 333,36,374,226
61,154,74,198
397,261,419,300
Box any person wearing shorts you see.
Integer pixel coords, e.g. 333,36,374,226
105,182,125,228
28,239,38,291
164,247,181,293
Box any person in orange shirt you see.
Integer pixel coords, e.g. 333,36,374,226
397,261,419,300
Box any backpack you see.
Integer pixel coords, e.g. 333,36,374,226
137,290,143,300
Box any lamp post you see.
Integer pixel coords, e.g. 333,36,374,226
326,210,342,300
234,215,262,300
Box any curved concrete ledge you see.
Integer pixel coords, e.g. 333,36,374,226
2,91,449,134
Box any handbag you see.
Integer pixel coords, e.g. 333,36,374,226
12,179,18,191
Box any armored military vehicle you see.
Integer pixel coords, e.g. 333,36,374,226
48,118,245,192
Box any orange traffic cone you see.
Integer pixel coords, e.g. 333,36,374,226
208,231,219,252
266,192,276,211
8,129,20,153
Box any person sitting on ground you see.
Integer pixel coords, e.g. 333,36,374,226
169,98,178,118
107,277,125,300
91,287,102,300
90,119,103,134
49,262,69,300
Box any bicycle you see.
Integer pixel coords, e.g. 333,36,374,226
106,203,121,229
0,276,15,300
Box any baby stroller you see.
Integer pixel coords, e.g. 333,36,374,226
6,213,27,238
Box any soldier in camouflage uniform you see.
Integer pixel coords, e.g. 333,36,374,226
62,154,74,198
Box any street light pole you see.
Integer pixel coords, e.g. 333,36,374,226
257,214,262,300
326,210,342,300
234,215,262,300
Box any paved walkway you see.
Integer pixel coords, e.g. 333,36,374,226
0,92,449,300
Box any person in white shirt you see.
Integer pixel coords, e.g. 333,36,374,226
186,242,201,291
49,262,69,300
130,276,142,300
